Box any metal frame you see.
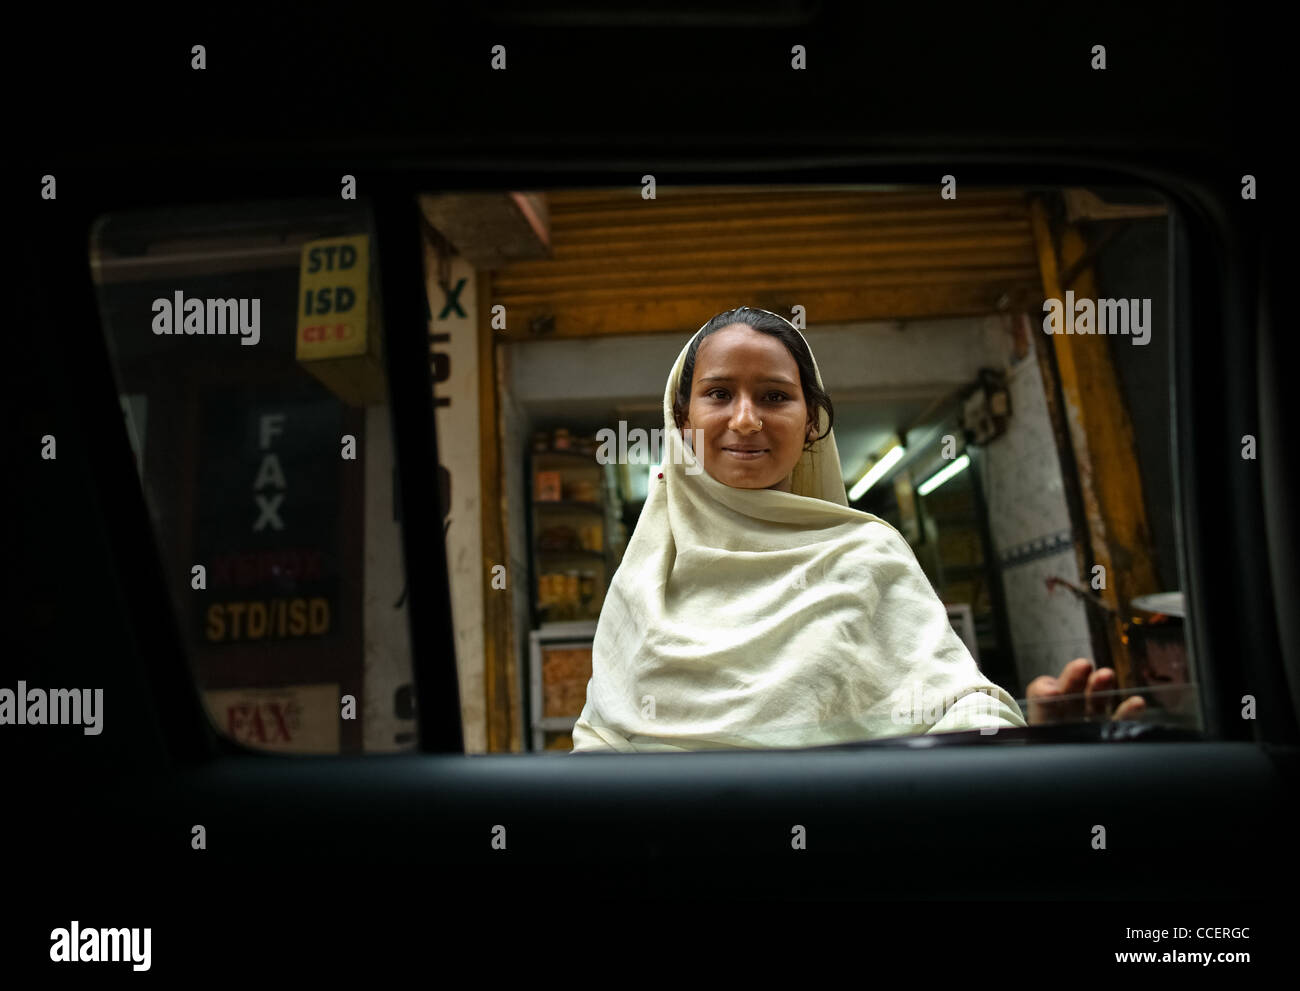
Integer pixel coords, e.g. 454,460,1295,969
529,620,598,751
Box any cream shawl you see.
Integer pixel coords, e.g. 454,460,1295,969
570,316,1027,752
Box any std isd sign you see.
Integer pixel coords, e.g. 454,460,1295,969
295,234,387,406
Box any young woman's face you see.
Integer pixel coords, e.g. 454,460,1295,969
682,324,816,492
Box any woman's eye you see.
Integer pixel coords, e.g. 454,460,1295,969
704,389,788,402
707,384,785,400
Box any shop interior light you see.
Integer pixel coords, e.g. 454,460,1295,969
848,443,905,501
917,454,970,497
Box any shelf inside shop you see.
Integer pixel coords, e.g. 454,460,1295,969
532,448,602,462
537,716,579,731
534,500,605,513
537,620,598,636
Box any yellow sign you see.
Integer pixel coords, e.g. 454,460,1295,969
296,235,370,361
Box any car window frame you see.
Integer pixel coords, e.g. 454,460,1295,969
40,163,1299,766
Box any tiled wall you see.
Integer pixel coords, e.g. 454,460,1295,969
983,332,1095,693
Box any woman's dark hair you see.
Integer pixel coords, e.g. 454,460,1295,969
672,307,834,451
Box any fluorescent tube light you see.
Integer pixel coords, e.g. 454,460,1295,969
917,454,970,496
848,443,905,501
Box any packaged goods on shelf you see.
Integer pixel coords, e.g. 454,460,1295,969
539,525,580,550
565,479,599,502
534,470,562,501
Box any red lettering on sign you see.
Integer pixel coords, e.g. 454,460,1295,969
226,704,249,739
224,700,297,744
302,323,356,343
210,550,326,587
268,702,293,742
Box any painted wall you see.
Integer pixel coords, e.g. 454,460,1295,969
509,317,1011,406
362,404,417,752
983,330,1094,692
425,249,486,753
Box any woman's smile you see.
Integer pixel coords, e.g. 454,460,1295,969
723,446,768,460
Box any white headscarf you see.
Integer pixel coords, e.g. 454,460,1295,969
570,309,1026,752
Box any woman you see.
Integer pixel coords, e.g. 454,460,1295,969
571,307,1133,753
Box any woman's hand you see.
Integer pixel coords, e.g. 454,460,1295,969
1026,657,1146,725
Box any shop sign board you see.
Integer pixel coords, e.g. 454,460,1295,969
194,390,343,645
203,683,340,753
295,235,370,361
